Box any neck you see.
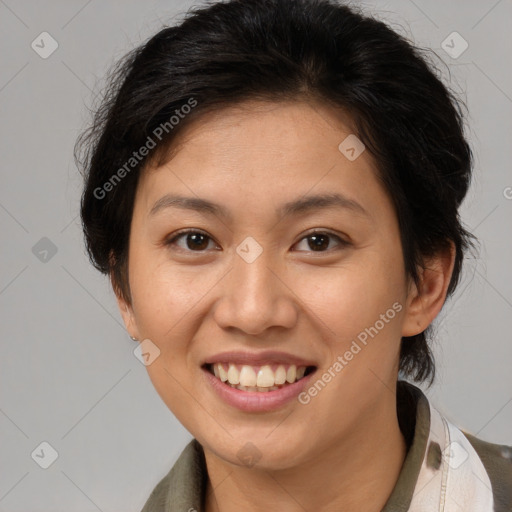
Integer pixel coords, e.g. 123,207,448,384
203,390,407,512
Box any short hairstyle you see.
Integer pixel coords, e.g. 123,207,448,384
76,0,476,385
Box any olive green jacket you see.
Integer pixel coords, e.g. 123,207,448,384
140,381,512,511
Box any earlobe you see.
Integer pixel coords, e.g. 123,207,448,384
401,243,456,338
116,294,141,340
110,273,140,340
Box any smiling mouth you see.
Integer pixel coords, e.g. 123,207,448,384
203,363,316,392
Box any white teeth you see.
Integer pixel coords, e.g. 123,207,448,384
239,366,257,387
211,363,312,390
286,365,297,383
227,364,240,384
217,363,228,382
274,365,287,385
256,365,274,387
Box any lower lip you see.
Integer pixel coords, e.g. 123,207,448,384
201,366,317,412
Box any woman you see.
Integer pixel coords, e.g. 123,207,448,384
76,0,512,510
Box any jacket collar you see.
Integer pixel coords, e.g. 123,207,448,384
141,381,493,512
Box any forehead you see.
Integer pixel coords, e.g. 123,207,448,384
136,100,387,220
149,99,364,170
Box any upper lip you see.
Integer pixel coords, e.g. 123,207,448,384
202,350,317,367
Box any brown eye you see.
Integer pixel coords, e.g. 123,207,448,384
307,233,330,251
166,230,217,251
293,231,349,252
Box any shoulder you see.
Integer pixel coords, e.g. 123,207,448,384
462,430,512,512
140,439,206,512
396,381,512,512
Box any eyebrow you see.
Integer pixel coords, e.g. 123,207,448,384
149,192,369,220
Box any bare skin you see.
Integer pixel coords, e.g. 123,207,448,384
116,100,455,512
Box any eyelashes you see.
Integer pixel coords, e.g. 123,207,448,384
292,230,349,252
165,229,219,252
164,228,350,254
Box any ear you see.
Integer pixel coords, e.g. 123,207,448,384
401,242,456,337
110,272,141,341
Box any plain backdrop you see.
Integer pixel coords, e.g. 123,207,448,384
1,0,511,510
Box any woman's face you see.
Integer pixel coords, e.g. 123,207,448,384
119,100,420,469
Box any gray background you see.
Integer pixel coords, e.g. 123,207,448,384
1,0,511,510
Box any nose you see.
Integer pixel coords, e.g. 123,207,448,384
212,250,298,336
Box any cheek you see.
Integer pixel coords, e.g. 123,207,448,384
128,245,188,337
128,257,208,417
302,251,407,363
316,253,404,316
131,272,195,338
128,247,226,356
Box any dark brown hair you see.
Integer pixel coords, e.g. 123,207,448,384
76,0,476,385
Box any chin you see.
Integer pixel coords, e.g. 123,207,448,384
202,433,310,471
